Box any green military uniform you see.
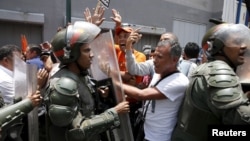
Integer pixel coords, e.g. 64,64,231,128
171,60,250,141
44,21,121,141
171,23,250,141
44,67,120,141
0,96,34,141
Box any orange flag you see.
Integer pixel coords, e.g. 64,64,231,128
21,34,28,54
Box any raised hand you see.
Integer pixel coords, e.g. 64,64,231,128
110,9,122,27
37,68,49,90
83,4,105,26
126,28,142,48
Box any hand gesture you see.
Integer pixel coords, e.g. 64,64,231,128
37,68,49,90
126,28,142,49
84,5,105,26
114,101,130,114
111,9,122,27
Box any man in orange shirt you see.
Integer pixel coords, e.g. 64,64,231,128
111,9,146,86
114,24,146,87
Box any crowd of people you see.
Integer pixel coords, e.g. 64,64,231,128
0,3,250,141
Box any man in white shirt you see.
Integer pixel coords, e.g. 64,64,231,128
0,44,42,141
0,44,22,104
122,33,189,141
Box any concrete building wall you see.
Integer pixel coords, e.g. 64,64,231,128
0,0,224,47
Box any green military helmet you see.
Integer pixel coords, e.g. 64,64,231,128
202,23,250,56
51,21,101,64
201,23,228,56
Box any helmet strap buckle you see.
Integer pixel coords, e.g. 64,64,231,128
63,46,71,59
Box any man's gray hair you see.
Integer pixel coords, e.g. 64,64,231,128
157,39,182,58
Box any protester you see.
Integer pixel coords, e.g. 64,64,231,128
121,37,189,141
178,42,200,78
0,44,42,141
115,25,146,86
111,9,146,86
25,44,44,70
0,44,21,104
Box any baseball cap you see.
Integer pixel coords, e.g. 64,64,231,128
115,26,133,35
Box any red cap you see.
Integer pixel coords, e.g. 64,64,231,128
115,26,133,35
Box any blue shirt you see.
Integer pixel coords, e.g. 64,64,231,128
26,56,44,70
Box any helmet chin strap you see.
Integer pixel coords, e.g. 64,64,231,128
217,50,237,71
75,60,89,76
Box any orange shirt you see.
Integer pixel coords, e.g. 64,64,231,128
115,44,146,84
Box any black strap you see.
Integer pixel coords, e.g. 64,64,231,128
141,100,150,120
142,70,180,119
154,70,180,86
151,70,180,113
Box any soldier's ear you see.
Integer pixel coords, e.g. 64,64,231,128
206,41,213,54
207,39,224,55
212,39,224,52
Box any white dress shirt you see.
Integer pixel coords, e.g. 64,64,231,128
0,65,14,104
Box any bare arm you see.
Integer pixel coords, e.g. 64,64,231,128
122,83,167,101
110,9,122,29
37,68,49,90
